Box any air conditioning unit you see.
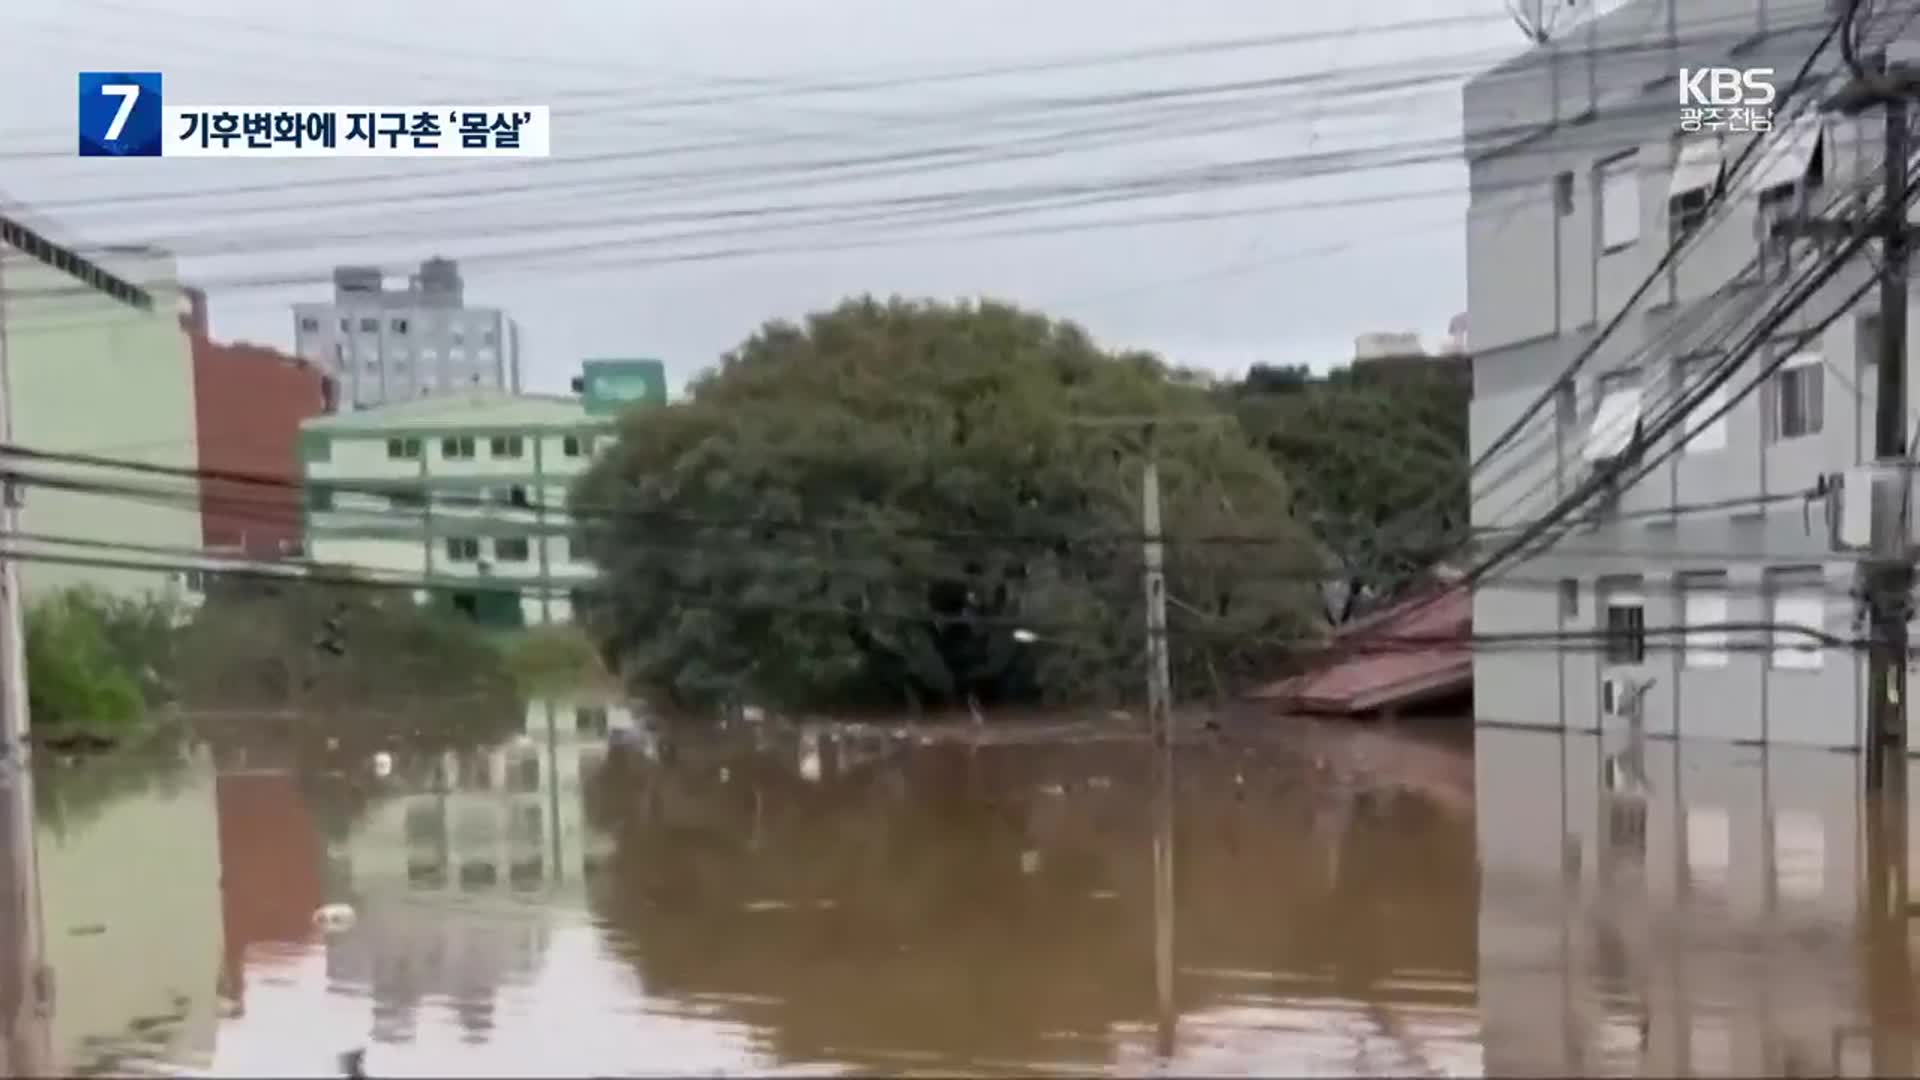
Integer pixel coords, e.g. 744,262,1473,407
1600,675,1628,719
1601,675,1650,720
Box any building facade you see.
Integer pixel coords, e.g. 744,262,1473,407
292,259,522,411
297,370,645,628
184,287,332,559
0,207,203,604
1464,0,1920,749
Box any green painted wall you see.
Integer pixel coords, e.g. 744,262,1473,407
3,246,201,602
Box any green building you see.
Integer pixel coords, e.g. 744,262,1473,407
1,210,202,604
298,387,626,629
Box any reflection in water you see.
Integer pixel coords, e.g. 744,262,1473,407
13,703,1920,1076
1477,726,1920,1078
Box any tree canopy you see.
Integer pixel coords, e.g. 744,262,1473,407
1225,355,1469,623
575,296,1326,715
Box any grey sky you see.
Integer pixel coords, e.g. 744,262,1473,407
3,0,1528,393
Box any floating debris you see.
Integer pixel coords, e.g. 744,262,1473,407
1020,850,1042,875
312,903,357,933
69,924,107,937
371,752,393,779
743,900,793,913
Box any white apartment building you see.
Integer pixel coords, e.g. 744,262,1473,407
292,259,522,411
297,385,621,628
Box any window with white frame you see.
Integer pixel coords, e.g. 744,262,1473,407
1772,351,1824,441
1767,568,1826,670
1676,355,1728,453
1601,578,1646,666
1600,153,1641,251
1584,369,1644,461
445,537,481,562
1668,136,1725,238
1680,572,1730,668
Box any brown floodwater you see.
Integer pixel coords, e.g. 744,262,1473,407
0,699,1916,1077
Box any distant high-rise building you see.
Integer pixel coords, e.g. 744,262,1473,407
1353,331,1427,361
292,259,522,411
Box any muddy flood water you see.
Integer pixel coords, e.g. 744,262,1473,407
2,696,1918,1077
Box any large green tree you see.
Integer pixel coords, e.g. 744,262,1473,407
1227,355,1470,624
574,297,1325,714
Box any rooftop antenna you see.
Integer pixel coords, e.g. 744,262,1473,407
1507,0,1588,43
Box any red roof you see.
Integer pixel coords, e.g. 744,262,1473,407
1250,586,1471,715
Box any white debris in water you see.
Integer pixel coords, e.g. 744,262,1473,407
1089,890,1118,901
1020,850,1042,875
1038,782,1065,797
743,900,791,912
312,903,356,933
371,752,393,778
719,767,731,784
1012,628,1039,644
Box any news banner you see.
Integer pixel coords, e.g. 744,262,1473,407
77,72,551,158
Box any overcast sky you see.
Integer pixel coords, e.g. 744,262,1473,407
3,0,1533,393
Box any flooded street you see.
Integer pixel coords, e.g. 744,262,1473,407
1,702,1915,1077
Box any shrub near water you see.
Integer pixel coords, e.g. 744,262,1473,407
24,589,153,732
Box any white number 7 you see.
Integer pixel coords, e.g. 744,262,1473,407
101,84,141,141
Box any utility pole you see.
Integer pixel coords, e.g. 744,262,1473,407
0,768,52,1077
0,238,26,762
1819,47,1920,1076
1139,424,1173,746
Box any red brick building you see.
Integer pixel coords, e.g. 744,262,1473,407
182,288,332,558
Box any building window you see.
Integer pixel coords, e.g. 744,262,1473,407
387,437,421,460
299,316,319,333
507,752,540,794
1558,578,1579,619
489,435,525,459
1601,578,1646,666
306,484,335,512
495,537,531,562
1584,369,1643,462
1772,352,1824,441
483,329,498,346
446,537,481,562
1668,136,1724,239
359,317,378,333
1768,568,1826,670
392,317,409,334
1600,153,1641,252
1553,170,1574,216
505,485,530,508
301,434,331,463
576,706,609,737
339,317,351,333
442,436,476,460
562,435,584,458
1677,354,1729,453
1680,572,1730,668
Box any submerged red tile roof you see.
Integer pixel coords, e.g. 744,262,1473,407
1250,585,1471,715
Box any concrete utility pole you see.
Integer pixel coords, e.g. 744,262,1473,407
0,240,26,761
1821,46,1920,1076
1139,425,1173,746
0,769,52,1077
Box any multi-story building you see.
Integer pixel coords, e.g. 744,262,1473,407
183,287,333,560
297,361,658,628
1463,0,1920,749
0,204,203,604
292,259,522,411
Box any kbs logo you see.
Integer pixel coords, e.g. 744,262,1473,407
1679,67,1775,133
